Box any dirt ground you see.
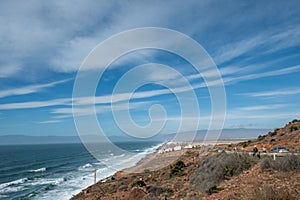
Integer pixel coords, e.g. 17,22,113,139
71,120,300,200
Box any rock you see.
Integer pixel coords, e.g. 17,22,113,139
84,189,89,194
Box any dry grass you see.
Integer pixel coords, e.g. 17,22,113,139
260,155,300,171
190,152,258,193
250,186,295,200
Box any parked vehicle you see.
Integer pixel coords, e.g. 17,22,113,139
271,146,289,153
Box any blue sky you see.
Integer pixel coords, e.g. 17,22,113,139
0,0,299,137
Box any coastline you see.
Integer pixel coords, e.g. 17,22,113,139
71,139,242,199
70,119,300,200
121,139,243,174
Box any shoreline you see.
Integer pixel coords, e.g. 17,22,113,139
82,141,166,186
121,139,244,174
71,139,243,199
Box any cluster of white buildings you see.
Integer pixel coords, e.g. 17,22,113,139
158,142,194,154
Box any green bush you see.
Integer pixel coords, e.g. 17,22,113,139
268,131,277,137
257,135,265,141
207,185,218,195
241,142,248,148
169,160,186,177
290,126,298,132
223,166,234,179
269,138,275,143
131,180,146,188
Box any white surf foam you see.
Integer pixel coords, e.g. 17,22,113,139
29,167,46,173
0,186,25,194
0,178,28,190
78,163,93,170
98,142,164,171
31,167,115,200
24,177,65,186
30,142,164,200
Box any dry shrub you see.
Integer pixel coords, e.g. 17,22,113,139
260,155,300,171
251,186,295,200
190,152,257,192
146,185,173,196
143,185,173,200
142,195,159,200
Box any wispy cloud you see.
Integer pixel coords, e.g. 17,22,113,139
240,88,300,97
214,26,300,65
222,65,300,85
38,120,62,124
0,98,71,110
237,104,291,111
52,101,154,118
0,79,72,99
0,1,119,77
0,0,299,78
214,34,265,64
0,63,299,111
184,64,300,91
226,112,300,120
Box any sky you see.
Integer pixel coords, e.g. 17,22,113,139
0,0,299,138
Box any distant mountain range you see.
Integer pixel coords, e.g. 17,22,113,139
0,128,270,145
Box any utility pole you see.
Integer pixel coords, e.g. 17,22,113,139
94,165,97,184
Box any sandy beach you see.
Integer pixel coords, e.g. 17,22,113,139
123,140,244,174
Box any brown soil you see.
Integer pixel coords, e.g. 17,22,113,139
203,165,300,200
71,147,203,200
71,120,300,200
233,119,300,153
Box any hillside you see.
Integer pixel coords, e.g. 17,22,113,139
234,119,300,152
71,120,300,200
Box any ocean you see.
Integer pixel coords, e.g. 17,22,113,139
0,142,162,200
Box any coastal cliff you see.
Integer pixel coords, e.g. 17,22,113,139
71,120,300,200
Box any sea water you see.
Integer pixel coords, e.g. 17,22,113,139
0,142,162,200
